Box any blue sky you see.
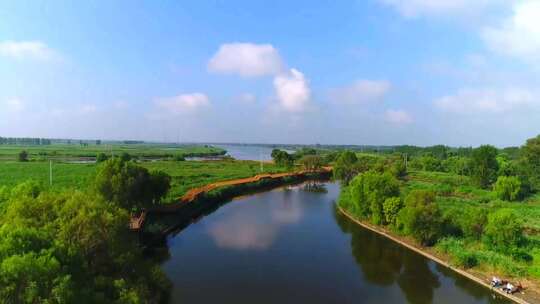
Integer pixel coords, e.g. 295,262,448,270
1,0,539,146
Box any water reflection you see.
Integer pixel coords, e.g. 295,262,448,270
207,190,305,250
162,182,511,304
333,206,508,304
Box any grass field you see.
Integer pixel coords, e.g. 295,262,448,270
0,159,287,202
0,143,225,160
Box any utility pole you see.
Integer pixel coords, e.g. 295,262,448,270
260,149,264,172
49,160,53,186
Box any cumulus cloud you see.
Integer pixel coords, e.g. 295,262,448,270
155,93,210,115
385,109,413,124
330,80,390,104
378,0,507,19
208,43,284,77
434,87,538,114
0,40,59,60
273,68,311,112
482,1,540,62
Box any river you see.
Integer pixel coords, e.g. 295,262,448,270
160,182,509,304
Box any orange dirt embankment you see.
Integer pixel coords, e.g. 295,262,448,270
129,167,332,231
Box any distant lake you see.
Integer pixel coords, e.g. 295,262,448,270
215,144,295,161
161,182,509,304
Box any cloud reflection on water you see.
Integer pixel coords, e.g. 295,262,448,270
207,188,304,250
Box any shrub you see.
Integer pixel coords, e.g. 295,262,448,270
349,171,400,225
17,150,29,162
383,197,402,226
460,209,487,240
483,209,524,252
493,176,522,201
173,154,185,161
397,190,443,246
96,152,109,163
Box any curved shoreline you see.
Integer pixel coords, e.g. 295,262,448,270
131,168,332,232
338,206,529,304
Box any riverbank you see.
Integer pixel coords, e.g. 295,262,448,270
338,206,536,304
136,169,332,238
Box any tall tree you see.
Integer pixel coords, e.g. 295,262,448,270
521,135,540,191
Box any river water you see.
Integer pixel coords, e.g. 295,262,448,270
161,182,509,304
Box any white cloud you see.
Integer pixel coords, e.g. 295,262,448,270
330,80,390,104
379,0,504,18
385,109,413,124
155,93,210,115
5,98,25,112
482,1,540,62
0,40,58,60
434,87,538,114
273,68,311,112
208,43,284,77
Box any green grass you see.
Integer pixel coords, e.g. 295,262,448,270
0,143,225,160
0,159,288,203
141,160,288,201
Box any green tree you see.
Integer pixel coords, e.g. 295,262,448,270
397,190,443,246
17,150,29,162
120,152,132,162
271,150,294,168
521,135,540,191
471,145,499,188
483,209,523,252
493,176,522,201
299,155,324,172
334,151,358,185
93,159,171,211
349,171,400,224
96,152,109,163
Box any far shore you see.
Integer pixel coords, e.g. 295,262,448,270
338,207,535,304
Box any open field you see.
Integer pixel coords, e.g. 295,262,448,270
0,143,225,160
0,159,288,202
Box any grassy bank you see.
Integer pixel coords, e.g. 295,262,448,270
0,143,225,160
0,159,289,201
337,167,540,302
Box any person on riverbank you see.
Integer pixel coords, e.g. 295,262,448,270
491,277,502,287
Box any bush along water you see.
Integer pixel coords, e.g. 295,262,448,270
334,148,535,282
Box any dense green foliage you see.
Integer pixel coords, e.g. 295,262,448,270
483,209,524,253
333,151,359,185
0,180,171,302
397,190,443,246
337,136,540,280
349,171,400,224
494,176,522,201
471,145,499,189
271,149,294,168
94,159,171,211
298,155,324,172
